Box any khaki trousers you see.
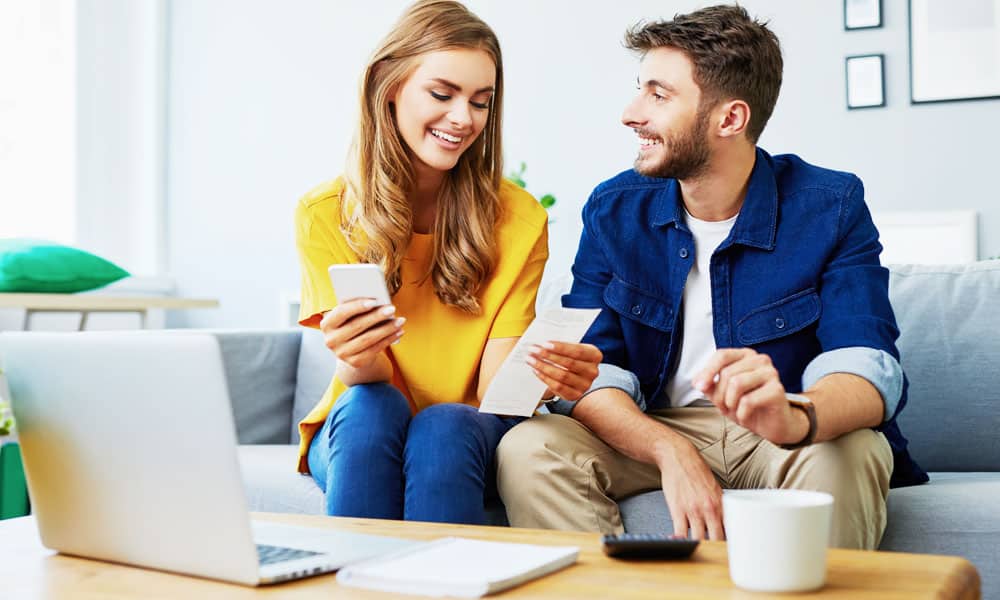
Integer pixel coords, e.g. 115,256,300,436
496,407,893,550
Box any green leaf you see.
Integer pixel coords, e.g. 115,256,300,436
539,194,556,209
507,161,528,187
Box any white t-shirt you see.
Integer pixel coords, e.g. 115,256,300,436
665,209,738,407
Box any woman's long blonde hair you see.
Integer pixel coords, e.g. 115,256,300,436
342,0,503,314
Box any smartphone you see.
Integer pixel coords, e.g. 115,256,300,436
327,263,392,306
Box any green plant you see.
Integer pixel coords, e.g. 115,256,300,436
0,401,11,437
508,162,556,210
0,369,12,437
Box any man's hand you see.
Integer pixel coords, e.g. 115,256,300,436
526,342,602,401
656,439,725,541
693,348,808,446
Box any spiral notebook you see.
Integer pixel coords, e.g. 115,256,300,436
336,536,579,597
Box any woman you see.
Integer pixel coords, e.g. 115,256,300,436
294,0,601,524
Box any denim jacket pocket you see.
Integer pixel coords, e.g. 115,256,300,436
604,276,674,332
736,288,821,345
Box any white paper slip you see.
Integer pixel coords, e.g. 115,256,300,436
335,536,579,598
478,307,601,417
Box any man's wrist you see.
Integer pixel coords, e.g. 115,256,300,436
780,393,817,449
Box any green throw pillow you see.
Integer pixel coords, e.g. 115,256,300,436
0,239,130,293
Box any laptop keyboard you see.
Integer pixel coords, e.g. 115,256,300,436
256,543,322,566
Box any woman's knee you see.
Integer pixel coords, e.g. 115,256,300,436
331,382,411,429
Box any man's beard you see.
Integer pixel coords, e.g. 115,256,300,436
634,109,711,181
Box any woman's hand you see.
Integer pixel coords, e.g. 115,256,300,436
320,299,405,370
526,342,603,401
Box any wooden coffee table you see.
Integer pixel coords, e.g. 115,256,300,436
0,512,980,599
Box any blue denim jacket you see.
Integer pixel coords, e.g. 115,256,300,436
561,148,927,488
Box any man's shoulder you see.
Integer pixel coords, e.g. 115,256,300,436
769,152,862,199
590,168,671,200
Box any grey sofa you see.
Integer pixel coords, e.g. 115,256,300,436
222,262,999,596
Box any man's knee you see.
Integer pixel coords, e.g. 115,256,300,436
497,414,574,472
801,429,892,491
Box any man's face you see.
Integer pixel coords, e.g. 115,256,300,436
622,47,712,180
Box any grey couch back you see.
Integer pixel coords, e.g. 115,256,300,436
233,263,1000,472
212,330,301,444
889,262,1000,472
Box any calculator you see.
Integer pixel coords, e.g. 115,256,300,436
600,533,700,559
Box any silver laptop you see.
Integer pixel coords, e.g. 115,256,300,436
0,331,413,586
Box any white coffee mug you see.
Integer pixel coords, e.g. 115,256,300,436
722,489,834,592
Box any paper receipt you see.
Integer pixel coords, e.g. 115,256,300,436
478,307,601,417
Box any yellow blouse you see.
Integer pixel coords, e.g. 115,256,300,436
293,177,548,473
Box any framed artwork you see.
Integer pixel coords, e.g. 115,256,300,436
909,0,1000,103
846,54,886,109
845,0,883,30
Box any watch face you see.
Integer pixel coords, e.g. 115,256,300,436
786,393,812,405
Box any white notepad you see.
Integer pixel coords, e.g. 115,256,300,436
335,537,579,597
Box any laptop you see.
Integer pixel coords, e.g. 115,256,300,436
0,331,414,586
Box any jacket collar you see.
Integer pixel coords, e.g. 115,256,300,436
650,147,778,251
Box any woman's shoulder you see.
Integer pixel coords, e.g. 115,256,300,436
298,177,347,213
295,177,352,235
498,178,547,231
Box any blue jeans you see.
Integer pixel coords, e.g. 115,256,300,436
307,382,521,524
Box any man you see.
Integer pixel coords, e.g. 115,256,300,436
497,5,927,550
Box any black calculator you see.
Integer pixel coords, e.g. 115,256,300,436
601,533,700,559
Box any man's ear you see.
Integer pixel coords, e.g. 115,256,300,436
716,100,751,139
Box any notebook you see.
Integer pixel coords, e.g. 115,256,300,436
336,537,579,597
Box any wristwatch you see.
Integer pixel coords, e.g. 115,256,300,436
780,393,817,450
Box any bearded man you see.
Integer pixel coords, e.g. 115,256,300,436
496,4,927,550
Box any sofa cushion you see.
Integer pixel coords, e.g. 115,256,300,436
880,472,1000,600
888,262,1000,471
238,444,326,515
213,330,301,444
292,327,338,444
619,473,999,598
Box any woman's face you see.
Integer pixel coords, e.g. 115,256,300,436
392,48,496,175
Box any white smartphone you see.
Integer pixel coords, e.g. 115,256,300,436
327,263,392,306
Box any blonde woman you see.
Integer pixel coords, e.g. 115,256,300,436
294,0,602,524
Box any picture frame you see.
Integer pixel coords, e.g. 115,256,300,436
844,0,883,30
845,54,886,109
909,0,1000,104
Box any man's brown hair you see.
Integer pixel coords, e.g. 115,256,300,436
625,4,782,143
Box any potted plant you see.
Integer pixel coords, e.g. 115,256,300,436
0,369,30,519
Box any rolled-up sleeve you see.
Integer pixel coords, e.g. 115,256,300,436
548,363,646,417
801,346,903,423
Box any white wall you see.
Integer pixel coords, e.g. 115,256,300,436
76,0,168,277
164,0,1000,328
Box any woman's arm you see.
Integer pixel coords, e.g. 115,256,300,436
476,337,519,402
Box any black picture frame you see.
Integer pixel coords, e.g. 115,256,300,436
844,0,883,30
845,54,886,109
908,0,1000,104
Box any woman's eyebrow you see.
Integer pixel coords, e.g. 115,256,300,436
431,77,495,94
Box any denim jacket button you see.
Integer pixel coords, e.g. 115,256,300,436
679,248,689,259
775,317,786,329
631,305,642,316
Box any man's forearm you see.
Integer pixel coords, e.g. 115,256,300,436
571,387,690,468
802,372,884,442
